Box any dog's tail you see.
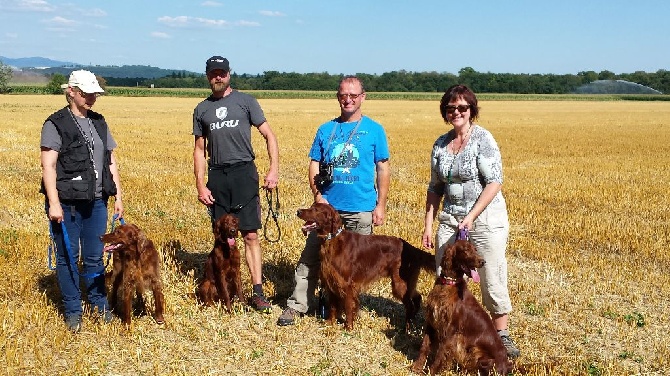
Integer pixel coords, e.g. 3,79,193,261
401,239,436,273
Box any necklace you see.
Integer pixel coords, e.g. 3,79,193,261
447,123,473,184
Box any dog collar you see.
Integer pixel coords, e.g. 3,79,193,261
437,276,459,285
326,228,343,240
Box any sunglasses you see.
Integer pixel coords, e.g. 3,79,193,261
445,104,470,114
75,88,101,98
337,93,363,101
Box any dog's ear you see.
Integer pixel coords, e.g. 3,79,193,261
441,243,456,274
213,217,225,243
326,205,341,235
136,229,150,254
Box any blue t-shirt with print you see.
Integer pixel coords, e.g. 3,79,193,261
308,115,389,212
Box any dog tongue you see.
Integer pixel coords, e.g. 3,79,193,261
301,222,318,236
103,244,120,253
227,237,236,246
470,269,481,283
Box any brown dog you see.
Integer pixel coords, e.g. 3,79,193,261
196,214,245,311
101,223,165,326
411,240,512,375
297,202,435,330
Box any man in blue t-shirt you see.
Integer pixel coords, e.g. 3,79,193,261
277,76,390,326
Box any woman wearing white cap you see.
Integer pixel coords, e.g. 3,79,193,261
40,69,124,332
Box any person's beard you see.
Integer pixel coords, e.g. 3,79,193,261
211,82,228,93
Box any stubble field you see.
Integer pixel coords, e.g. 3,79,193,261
0,94,669,375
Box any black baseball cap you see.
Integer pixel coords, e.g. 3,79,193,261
206,56,230,74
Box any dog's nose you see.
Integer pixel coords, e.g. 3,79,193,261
296,209,302,216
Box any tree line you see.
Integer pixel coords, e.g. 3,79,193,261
105,67,670,94
3,60,668,95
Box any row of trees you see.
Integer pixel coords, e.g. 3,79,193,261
3,60,668,94
105,67,669,94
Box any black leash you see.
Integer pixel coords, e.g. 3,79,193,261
264,187,281,243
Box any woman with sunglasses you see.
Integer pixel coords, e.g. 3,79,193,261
421,84,521,358
40,70,123,332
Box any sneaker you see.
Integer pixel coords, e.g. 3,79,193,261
100,310,114,324
250,294,272,314
499,332,521,358
277,307,300,326
65,315,82,333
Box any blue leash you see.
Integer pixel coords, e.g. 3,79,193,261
456,228,469,241
47,214,125,279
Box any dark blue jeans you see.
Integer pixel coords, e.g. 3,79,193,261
48,198,110,318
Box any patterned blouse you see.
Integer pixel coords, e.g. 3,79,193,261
427,124,505,216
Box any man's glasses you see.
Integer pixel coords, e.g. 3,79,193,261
445,104,470,114
337,93,363,101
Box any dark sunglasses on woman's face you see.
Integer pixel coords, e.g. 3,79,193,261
445,104,470,114
75,88,101,98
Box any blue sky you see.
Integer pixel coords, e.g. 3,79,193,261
1,0,668,75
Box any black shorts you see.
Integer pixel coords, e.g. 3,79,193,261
207,161,262,231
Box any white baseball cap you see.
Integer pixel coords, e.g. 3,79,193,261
60,70,105,94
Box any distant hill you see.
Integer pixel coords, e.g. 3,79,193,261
22,65,201,79
0,56,78,68
1,56,200,79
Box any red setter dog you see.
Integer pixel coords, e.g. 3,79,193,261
411,240,512,376
196,214,245,311
297,203,435,330
101,223,165,326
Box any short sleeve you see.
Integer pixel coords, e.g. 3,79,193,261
476,131,503,185
427,138,445,195
106,127,117,150
40,120,62,152
248,97,267,127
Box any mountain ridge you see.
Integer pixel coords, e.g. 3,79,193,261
0,56,78,68
0,56,200,79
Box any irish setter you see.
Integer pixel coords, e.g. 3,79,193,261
196,214,245,311
101,223,165,326
296,203,435,330
411,240,512,375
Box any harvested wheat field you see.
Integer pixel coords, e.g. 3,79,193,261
1,94,669,375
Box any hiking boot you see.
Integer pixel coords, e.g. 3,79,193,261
499,331,521,358
277,307,301,326
65,315,82,333
250,294,272,314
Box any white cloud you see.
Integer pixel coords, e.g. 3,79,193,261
86,8,107,17
5,32,19,38
151,31,171,39
196,17,230,27
157,16,189,27
259,10,285,17
46,16,76,26
236,20,260,27
157,15,260,29
201,1,222,7
1,0,55,12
